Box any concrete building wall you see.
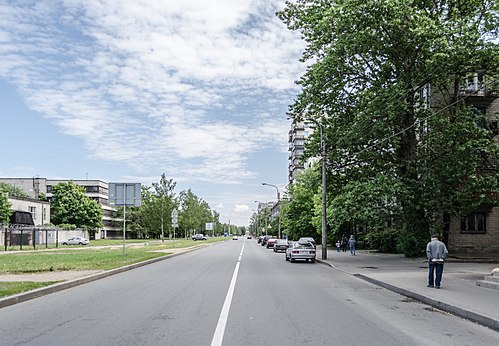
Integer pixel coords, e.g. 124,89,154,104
8,196,50,226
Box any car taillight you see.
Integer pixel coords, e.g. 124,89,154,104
292,250,299,254
310,251,316,254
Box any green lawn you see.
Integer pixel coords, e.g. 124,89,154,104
0,281,61,298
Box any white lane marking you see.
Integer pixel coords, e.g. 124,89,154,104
211,241,245,346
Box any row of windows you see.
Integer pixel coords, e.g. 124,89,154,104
46,185,108,195
461,213,486,233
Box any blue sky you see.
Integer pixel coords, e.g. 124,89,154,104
0,0,305,226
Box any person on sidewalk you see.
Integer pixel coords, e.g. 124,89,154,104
348,235,356,255
426,234,448,289
335,240,341,252
341,236,348,252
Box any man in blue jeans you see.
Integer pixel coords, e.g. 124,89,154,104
426,234,448,289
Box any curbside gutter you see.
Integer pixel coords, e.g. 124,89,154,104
0,245,207,309
316,258,499,333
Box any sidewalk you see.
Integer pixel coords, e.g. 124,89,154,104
316,248,499,332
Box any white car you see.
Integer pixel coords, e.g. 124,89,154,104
286,241,316,262
232,235,238,240
62,236,89,245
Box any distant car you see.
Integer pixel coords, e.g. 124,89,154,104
192,234,207,241
273,239,290,252
298,237,316,248
232,235,238,240
266,238,277,249
247,235,252,239
286,241,316,262
62,236,89,245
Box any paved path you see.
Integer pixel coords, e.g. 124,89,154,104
316,248,499,332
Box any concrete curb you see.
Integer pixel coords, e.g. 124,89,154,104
316,259,499,332
0,245,206,309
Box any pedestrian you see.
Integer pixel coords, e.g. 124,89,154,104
335,240,341,252
348,235,356,255
341,236,348,252
426,234,448,289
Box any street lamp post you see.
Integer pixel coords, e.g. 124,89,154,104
262,183,281,239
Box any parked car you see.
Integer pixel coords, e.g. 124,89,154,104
192,234,207,241
273,239,290,252
247,235,252,239
62,236,89,245
266,238,277,249
261,235,272,246
286,241,316,262
298,237,316,248
257,235,264,244
232,235,238,240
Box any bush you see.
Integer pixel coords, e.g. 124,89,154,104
396,230,427,257
364,228,399,253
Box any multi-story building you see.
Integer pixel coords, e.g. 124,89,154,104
0,177,120,238
288,121,317,184
8,196,50,226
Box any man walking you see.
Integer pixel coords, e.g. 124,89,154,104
426,234,448,289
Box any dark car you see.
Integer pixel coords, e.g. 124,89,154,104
257,236,264,244
273,239,290,252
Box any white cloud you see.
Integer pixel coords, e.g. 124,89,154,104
233,204,250,213
0,0,304,192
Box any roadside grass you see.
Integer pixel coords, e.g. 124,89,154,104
0,237,225,274
0,281,61,298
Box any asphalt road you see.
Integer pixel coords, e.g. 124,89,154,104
1,239,498,346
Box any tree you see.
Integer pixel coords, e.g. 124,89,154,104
279,0,499,254
0,190,11,224
50,182,102,231
0,182,28,198
281,167,320,240
178,189,213,238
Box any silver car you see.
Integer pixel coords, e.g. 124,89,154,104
62,236,89,245
285,241,316,262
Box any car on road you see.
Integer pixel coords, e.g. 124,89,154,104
257,235,264,244
286,241,316,262
261,235,273,246
232,235,238,240
247,235,252,239
266,238,277,249
192,234,207,241
273,239,290,252
298,237,316,248
62,236,89,245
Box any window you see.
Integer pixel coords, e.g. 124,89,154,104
85,186,99,193
29,206,36,220
47,185,52,193
461,213,486,233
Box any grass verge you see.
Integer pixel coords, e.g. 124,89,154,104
0,281,61,298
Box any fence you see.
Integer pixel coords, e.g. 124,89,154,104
0,225,91,251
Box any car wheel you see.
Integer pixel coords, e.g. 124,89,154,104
78,242,83,245
290,257,295,262
62,242,67,245
285,254,289,261
311,258,316,263
273,248,277,252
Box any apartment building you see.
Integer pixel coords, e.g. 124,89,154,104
0,177,120,238
288,121,317,184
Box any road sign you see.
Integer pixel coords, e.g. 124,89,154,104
171,209,178,224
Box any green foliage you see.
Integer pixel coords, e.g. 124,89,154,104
0,191,11,224
364,228,399,253
50,182,102,231
396,229,428,257
281,167,320,240
0,182,29,198
58,223,77,230
279,0,499,252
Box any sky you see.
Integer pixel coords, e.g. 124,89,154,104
0,0,305,226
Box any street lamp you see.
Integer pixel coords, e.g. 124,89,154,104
262,182,281,239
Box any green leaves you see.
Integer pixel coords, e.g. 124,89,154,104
50,182,103,231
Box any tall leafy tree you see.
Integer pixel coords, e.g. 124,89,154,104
0,182,29,198
279,0,499,254
0,189,12,224
178,189,212,238
50,182,102,231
